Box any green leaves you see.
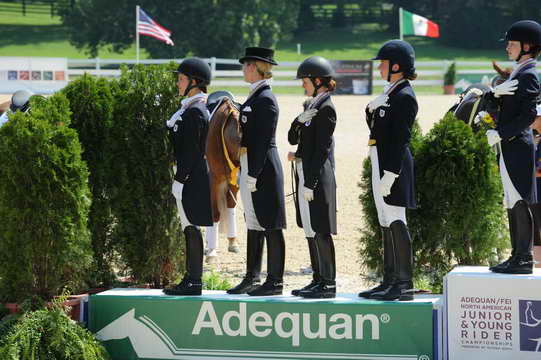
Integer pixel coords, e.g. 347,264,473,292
0,94,92,302
58,0,300,58
0,306,109,359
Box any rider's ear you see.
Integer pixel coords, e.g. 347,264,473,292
392,63,400,72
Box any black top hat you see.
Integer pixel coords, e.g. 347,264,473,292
239,47,278,65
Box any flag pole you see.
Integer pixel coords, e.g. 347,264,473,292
136,5,140,64
399,7,403,40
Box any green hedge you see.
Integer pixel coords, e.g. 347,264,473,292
0,94,92,302
359,113,508,292
62,74,116,287
107,64,184,287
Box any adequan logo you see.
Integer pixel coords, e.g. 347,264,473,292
519,300,541,352
192,301,383,347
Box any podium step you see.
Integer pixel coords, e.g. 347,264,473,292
445,266,541,360
89,289,442,360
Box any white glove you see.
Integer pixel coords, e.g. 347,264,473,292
172,180,183,199
379,170,399,197
297,108,318,124
303,187,314,202
367,94,390,113
0,112,9,127
473,110,489,125
493,79,518,98
486,129,501,146
167,109,182,128
246,176,257,192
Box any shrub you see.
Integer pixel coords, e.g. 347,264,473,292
358,114,507,292
108,64,184,287
62,74,116,287
444,62,456,86
203,271,232,290
0,299,109,359
0,94,92,302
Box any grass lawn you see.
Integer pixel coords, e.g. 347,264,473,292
0,1,147,59
277,23,506,62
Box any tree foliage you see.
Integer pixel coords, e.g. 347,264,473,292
359,113,508,292
0,300,109,359
107,64,184,287
62,75,116,287
58,0,300,58
0,94,92,302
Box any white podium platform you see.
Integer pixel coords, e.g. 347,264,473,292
444,266,541,360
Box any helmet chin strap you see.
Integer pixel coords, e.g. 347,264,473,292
183,76,198,97
310,78,323,97
515,42,531,62
387,61,401,82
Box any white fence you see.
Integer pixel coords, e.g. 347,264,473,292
66,58,532,87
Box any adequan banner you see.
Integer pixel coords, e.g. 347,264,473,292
445,266,541,360
89,289,441,360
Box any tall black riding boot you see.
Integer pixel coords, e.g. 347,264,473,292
227,230,265,294
530,203,541,246
371,221,414,301
300,233,336,299
248,229,285,296
359,227,394,298
163,226,203,295
292,237,320,296
493,201,534,274
490,209,516,272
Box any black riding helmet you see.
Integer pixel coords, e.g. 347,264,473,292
373,39,416,82
174,57,212,96
501,20,541,61
207,90,236,114
296,56,334,97
9,89,33,113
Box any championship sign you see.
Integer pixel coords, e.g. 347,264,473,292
445,266,541,359
0,56,68,94
331,60,373,95
89,289,441,360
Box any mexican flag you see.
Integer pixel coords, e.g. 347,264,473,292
401,8,440,38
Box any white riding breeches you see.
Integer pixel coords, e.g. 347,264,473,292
204,207,237,250
370,147,407,227
296,161,316,238
499,152,523,209
239,153,265,231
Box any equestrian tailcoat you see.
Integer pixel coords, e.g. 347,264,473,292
240,84,287,230
495,61,540,204
288,93,337,235
366,80,418,208
170,101,213,226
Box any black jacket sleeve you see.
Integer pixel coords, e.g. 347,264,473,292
288,119,302,145
498,72,540,140
385,95,417,174
174,108,204,183
247,97,278,178
305,106,336,189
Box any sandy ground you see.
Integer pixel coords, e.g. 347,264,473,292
208,94,458,294
1,92,458,293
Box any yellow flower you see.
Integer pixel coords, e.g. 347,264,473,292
481,113,495,128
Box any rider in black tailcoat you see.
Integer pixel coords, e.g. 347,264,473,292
487,20,541,275
226,47,287,297
164,58,213,296
358,40,418,301
288,56,338,299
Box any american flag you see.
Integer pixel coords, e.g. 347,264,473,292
137,8,174,46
